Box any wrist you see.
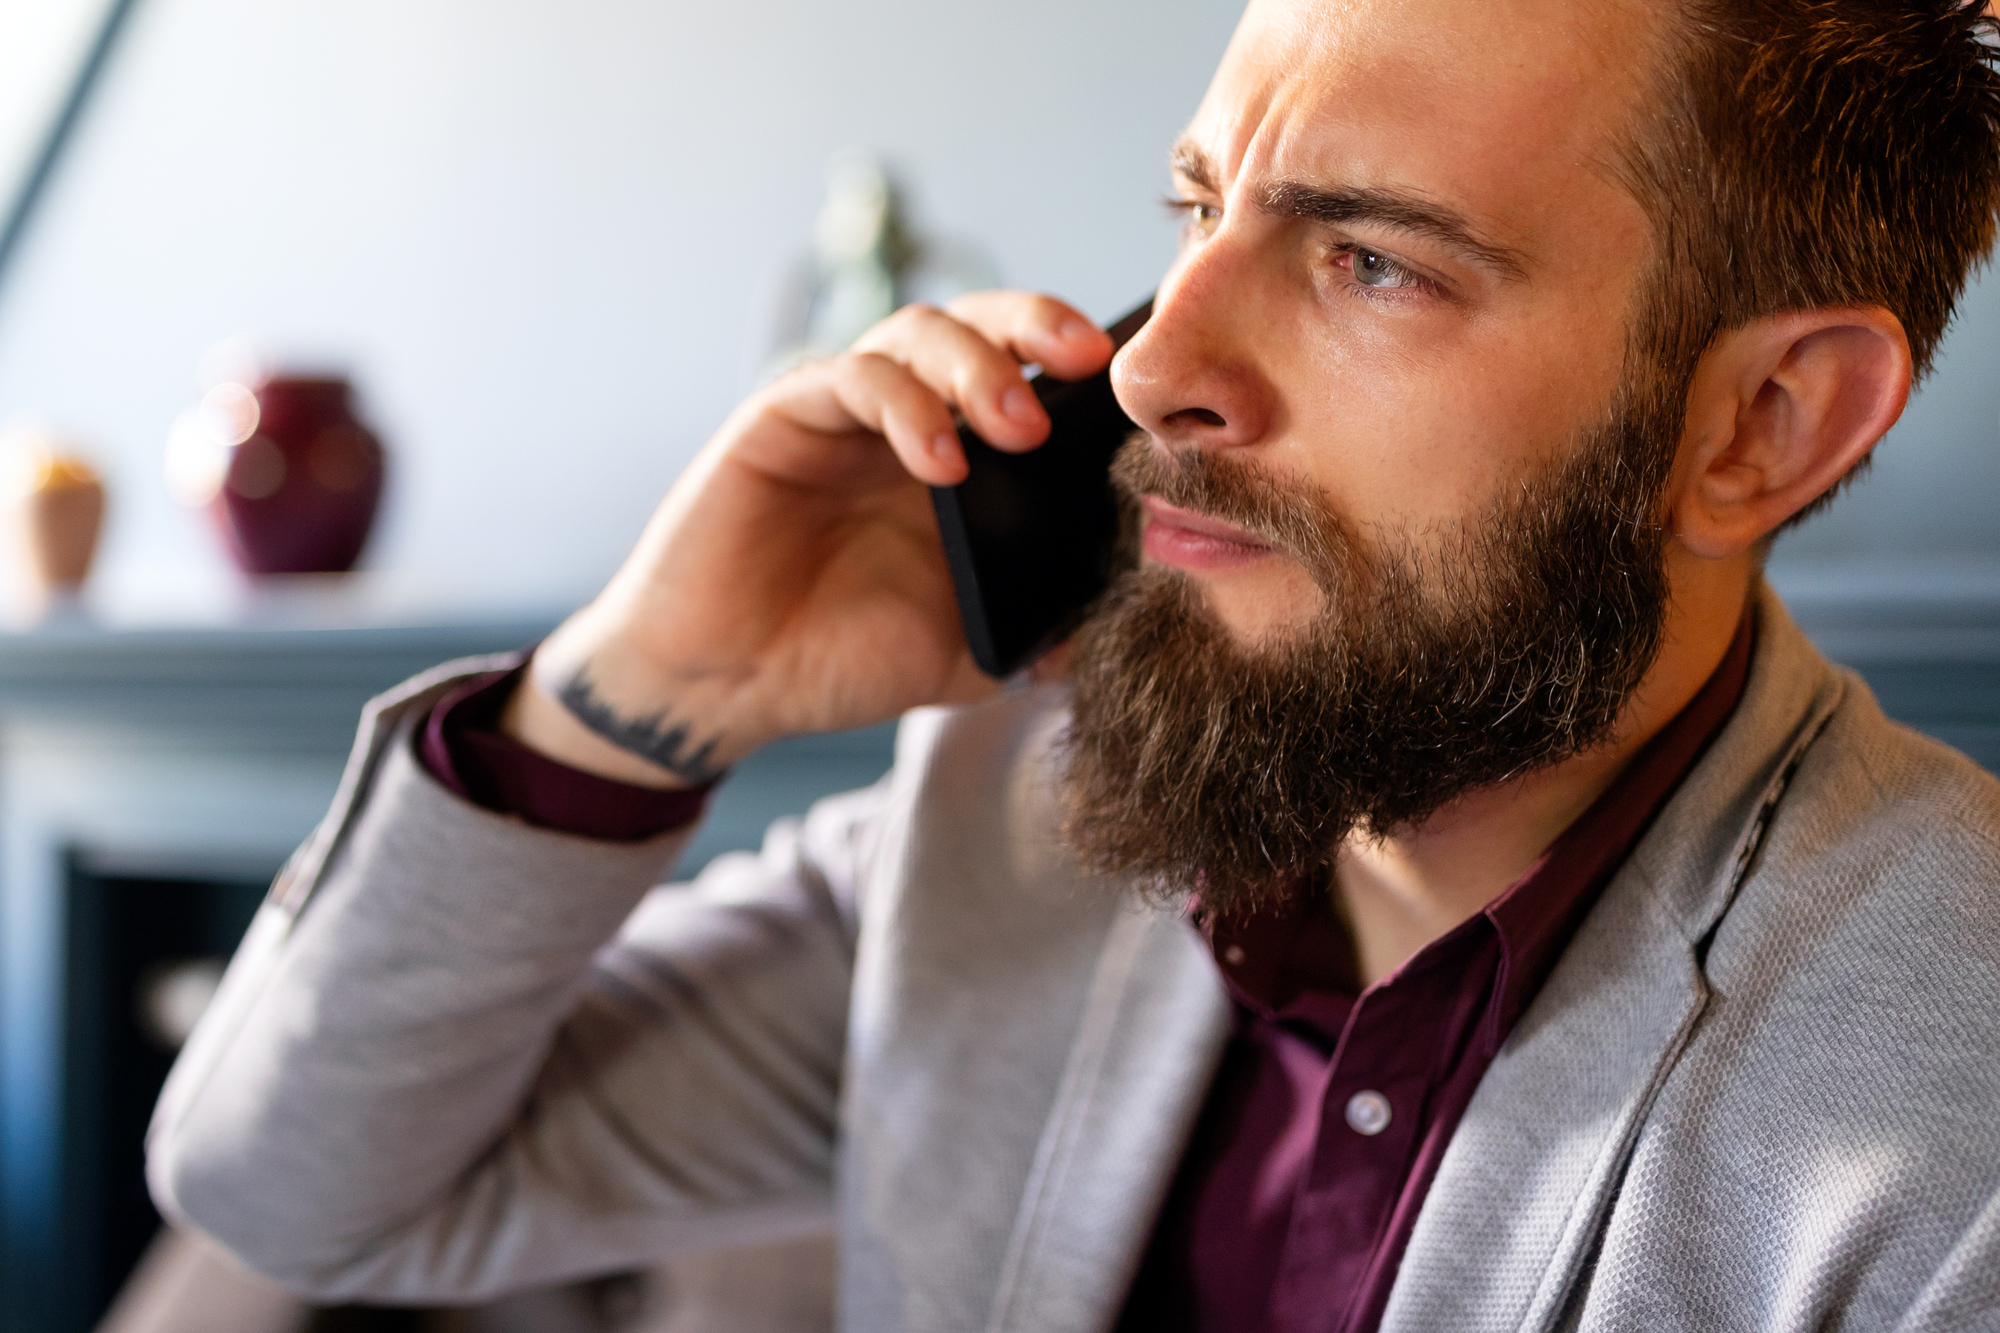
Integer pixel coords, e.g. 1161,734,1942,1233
500,643,772,790
496,680,696,791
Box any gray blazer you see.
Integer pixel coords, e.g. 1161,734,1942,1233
148,583,2000,1331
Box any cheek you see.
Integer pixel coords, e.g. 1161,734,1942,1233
1272,307,1623,529
1268,332,1496,528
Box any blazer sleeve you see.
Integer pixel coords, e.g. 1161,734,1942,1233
145,661,888,1305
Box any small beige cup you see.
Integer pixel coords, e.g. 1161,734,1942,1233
3,432,106,594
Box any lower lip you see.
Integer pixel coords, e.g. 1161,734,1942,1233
1142,514,1275,573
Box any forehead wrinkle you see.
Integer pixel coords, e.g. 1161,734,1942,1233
1174,75,1334,216
1180,21,1539,273
1195,0,1671,260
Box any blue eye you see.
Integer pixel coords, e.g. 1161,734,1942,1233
1159,195,1224,241
1352,249,1408,288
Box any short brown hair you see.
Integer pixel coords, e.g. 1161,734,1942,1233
1620,1,2000,520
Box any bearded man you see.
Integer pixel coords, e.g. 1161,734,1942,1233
150,0,2000,1328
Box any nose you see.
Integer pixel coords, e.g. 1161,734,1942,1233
1111,249,1276,453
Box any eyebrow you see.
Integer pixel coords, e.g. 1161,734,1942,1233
1170,140,1529,282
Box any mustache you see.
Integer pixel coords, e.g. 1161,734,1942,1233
1108,433,1364,593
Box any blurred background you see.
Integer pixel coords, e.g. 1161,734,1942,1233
0,0,1242,617
0,1,1993,1330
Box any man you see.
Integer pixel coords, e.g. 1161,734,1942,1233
149,0,2000,1328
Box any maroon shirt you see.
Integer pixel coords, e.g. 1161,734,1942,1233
421,615,1752,1332
1117,612,1753,1333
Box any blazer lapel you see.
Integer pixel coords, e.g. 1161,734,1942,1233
984,901,1231,1333
1380,868,1712,1333
1382,584,1847,1332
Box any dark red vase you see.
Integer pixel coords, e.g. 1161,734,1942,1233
211,376,385,575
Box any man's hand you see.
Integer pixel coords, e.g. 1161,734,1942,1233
501,291,1117,789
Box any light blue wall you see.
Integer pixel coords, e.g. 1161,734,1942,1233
0,0,1242,615
0,0,1989,619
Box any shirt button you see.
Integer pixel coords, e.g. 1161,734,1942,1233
1345,1090,1393,1137
1222,945,1246,966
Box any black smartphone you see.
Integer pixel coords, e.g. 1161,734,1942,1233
930,300,1153,678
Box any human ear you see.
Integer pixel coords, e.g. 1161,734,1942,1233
1667,307,1912,559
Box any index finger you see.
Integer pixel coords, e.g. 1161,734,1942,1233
942,291,1117,383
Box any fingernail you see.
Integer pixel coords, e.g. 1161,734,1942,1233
1003,386,1042,423
1058,318,1095,342
931,432,960,459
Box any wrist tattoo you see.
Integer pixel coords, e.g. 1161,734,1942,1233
554,666,725,784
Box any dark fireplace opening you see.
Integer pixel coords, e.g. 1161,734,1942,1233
57,859,520,1333
61,859,267,1331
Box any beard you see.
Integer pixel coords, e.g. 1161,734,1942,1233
1057,373,1681,920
